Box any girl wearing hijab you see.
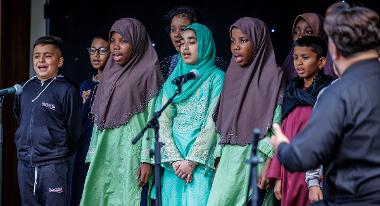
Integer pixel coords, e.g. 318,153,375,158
160,6,228,80
81,18,164,206
159,23,224,206
282,13,336,83
207,17,283,206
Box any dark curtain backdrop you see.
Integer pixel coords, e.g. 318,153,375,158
45,0,380,87
47,0,345,86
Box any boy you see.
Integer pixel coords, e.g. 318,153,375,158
267,36,332,206
13,36,81,206
70,32,109,206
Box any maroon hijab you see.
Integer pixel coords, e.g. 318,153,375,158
215,17,283,145
92,18,164,129
282,13,336,82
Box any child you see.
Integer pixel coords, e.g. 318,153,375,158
267,36,333,206
305,58,342,205
13,36,81,206
282,13,336,83
70,32,110,206
160,6,228,79
159,23,224,206
80,18,164,206
208,17,283,206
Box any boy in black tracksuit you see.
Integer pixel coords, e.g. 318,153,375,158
13,36,81,206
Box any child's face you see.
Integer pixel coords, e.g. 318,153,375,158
293,46,325,81
110,32,133,66
180,29,198,65
33,44,63,81
89,38,110,71
293,19,315,41
230,28,254,67
170,15,191,52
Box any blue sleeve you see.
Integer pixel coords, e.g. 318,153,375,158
64,86,82,154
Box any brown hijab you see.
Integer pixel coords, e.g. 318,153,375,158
292,13,327,40
282,13,336,82
92,18,164,129
215,17,283,145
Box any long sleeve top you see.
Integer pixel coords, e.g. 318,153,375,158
160,70,224,169
14,76,81,166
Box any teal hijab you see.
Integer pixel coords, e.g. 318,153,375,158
163,23,218,103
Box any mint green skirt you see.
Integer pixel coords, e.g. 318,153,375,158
207,145,275,206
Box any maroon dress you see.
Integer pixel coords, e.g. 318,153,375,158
267,106,312,206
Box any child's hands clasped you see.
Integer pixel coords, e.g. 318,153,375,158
172,160,197,184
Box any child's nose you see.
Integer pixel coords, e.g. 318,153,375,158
174,30,181,37
112,43,120,50
182,42,189,49
233,43,239,50
297,31,305,40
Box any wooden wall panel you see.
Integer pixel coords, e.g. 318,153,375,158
0,0,30,205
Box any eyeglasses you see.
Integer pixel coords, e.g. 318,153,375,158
87,47,109,55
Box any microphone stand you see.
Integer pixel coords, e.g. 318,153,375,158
132,82,183,206
246,128,262,206
0,96,4,206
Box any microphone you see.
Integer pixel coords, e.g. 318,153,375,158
0,84,23,96
171,69,199,85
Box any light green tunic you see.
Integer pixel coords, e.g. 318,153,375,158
207,105,281,206
160,71,224,206
80,98,157,206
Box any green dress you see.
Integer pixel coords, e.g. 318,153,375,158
160,70,224,206
80,98,157,206
207,105,281,206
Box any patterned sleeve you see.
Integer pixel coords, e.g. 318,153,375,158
186,74,224,169
140,97,158,163
257,104,282,158
160,55,174,80
159,96,183,164
213,133,223,159
85,125,100,163
215,56,229,72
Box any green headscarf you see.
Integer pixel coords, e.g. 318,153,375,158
163,23,218,103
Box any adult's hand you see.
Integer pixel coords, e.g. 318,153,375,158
270,123,290,150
